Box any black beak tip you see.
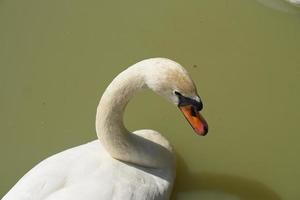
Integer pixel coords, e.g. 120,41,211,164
203,125,208,135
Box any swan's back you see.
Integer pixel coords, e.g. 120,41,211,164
2,140,175,200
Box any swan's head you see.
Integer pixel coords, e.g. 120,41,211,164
143,58,208,136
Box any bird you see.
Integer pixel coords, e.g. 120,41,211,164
2,58,208,200
286,0,300,6
256,0,300,14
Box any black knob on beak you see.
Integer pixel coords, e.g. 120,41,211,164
195,101,203,111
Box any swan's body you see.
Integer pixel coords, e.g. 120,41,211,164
287,0,300,6
2,58,208,200
256,0,300,14
3,140,173,200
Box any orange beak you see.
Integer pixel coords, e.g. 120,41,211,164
179,105,208,136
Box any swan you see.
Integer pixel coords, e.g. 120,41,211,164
2,58,208,200
256,0,300,14
286,0,300,6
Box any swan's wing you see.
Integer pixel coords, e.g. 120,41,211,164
2,140,174,200
2,140,104,200
2,153,70,200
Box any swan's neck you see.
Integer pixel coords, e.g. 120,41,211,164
96,65,144,153
96,64,173,168
96,65,144,141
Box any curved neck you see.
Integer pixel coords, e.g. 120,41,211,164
96,65,145,142
96,64,150,165
95,61,174,168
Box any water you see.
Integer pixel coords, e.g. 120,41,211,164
1,0,300,199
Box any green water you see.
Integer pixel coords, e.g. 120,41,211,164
1,0,300,199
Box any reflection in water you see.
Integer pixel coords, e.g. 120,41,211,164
171,154,281,200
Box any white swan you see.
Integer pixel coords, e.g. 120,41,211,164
2,58,208,200
286,0,300,6
256,0,300,14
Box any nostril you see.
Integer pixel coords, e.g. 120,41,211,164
190,107,197,117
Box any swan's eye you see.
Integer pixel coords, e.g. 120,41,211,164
175,91,203,111
174,91,182,96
